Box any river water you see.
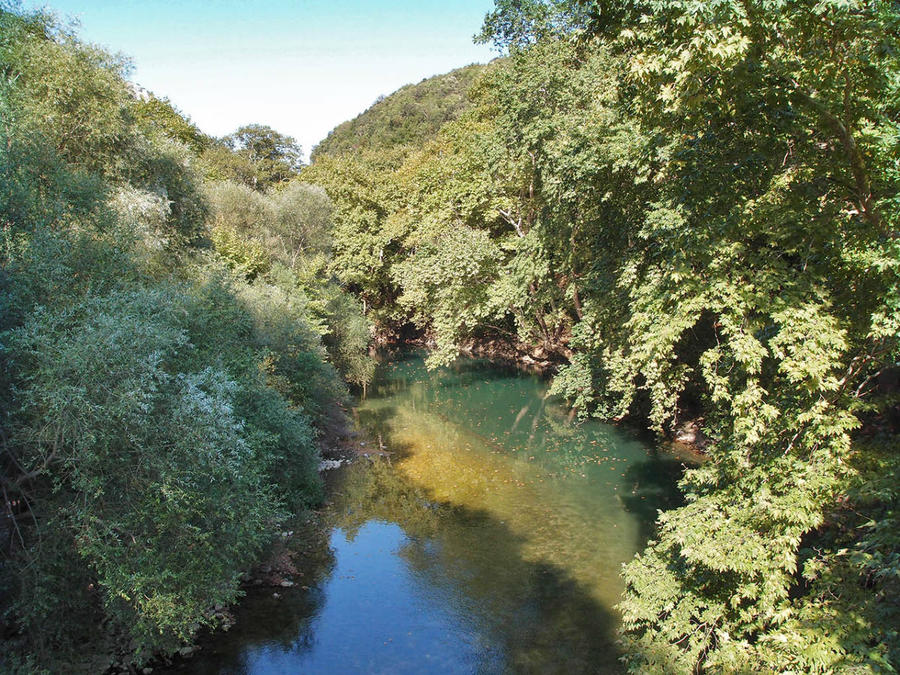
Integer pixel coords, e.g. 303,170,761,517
170,353,687,674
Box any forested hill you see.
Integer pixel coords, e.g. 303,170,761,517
311,63,489,164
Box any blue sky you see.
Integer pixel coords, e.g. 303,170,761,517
26,1,499,158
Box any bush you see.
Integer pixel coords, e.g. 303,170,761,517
5,288,281,661
0,7,365,669
204,180,375,387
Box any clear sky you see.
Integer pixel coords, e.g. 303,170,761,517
25,1,499,159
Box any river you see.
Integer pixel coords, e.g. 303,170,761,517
166,353,688,674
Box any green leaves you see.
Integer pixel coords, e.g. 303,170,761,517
0,8,132,174
220,124,303,190
0,7,362,667
5,287,270,656
394,225,504,367
306,2,900,664
312,64,487,165
468,1,900,671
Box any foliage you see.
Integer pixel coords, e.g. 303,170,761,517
209,222,271,280
122,131,209,246
476,0,595,49
4,0,898,670
311,63,489,166
131,92,213,155
305,0,900,671
198,142,261,187
315,282,376,387
0,6,368,670
301,154,404,327
267,182,333,262
219,124,303,190
198,124,303,190
204,179,375,386
472,0,900,672
6,289,279,659
393,224,504,367
306,39,636,361
0,8,133,174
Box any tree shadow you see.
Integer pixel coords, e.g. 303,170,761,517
618,450,690,544
157,511,337,674
165,457,628,674
333,459,627,673
166,352,688,674
394,495,625,674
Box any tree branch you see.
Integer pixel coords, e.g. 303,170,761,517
788,81,888,237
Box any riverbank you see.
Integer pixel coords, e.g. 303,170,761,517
154,353,692,674
375,336,712,456
142,351,702,674
98,400,373,675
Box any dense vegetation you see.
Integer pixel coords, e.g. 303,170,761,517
3,0,899,672
0,6,371,671
312,63,487,167
303,0,900,671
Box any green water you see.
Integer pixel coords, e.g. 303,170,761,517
169,354,687,674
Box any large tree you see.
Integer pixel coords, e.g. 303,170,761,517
476,1,900,671
220,123,303,189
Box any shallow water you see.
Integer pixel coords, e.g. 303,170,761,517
171,354,687,674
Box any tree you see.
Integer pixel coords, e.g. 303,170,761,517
1,7,369,669
221,123,303,189
477,1,900,671
311,64,487,166
0,7,134,174
131,93,212,155
301,154,402,326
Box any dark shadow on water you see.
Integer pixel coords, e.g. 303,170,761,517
391,499,624,674
332,460,627,674
166,353,687,674
158,512,337,674
618,451,689,544
166,459,626,674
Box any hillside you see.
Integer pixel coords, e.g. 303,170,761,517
311,63,489,163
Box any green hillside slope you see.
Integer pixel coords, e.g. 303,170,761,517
311,63,490,163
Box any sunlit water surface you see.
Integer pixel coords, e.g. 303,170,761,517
167,354,688,674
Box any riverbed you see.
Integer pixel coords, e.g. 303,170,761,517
167,353,688,674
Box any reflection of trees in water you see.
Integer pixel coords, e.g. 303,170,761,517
172,355,682,674
175,454,645,674
618,452,689,544
327,460,442,540
162,514,337,674
368,354,542,426
358,355,687,592
368,355,666,480
331,460,624,673
365,351,516,400
401,510,623,673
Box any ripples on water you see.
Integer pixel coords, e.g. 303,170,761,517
167,353,689,674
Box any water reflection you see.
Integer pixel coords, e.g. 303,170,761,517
169,354,688,674
356,355,668,610
330,462,622,673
